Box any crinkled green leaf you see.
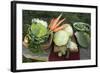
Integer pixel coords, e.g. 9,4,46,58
73,22,90,32
75,32,90,48
30,23,47,37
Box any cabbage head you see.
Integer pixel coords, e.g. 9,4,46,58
30,23,47,37
53,30,70,46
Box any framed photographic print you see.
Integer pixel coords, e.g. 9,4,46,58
11,1,98,72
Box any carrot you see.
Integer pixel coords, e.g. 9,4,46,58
53,18,65,30
54,13,62,25
50,19,56,30
48,18,54,28
50,14,62,30
57,13,62,21
53,25,66,32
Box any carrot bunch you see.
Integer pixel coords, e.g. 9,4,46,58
48,14,66,32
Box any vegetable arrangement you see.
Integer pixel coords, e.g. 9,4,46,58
48,14,78,57
23,13,91,59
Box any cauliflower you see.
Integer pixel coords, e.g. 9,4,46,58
32,18,48,28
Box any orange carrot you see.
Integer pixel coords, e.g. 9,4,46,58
48,18,54,28
53,25,66,32
50,19,56,30
53,18,65,30
50,14,62,30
